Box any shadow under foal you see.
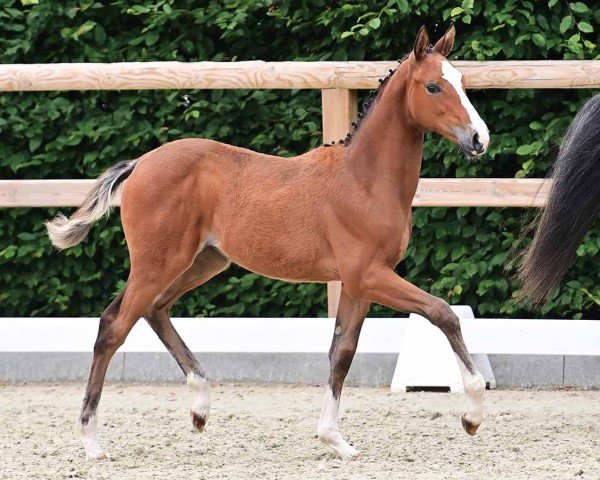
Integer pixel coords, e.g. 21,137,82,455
46,25,489,460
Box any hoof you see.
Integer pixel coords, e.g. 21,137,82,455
340,446,360,461
461,413,480,436
87,451,109,461
190,410,207,431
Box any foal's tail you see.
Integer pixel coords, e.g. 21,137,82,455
45,159,138,249
518,94,600,304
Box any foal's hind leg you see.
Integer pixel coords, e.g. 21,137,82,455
317,288,370,459
78,257,197,460
78,291,126,460
145,247,230,432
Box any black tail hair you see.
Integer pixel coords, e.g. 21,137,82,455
518,94,600,304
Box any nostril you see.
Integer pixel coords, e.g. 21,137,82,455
472,133,483,152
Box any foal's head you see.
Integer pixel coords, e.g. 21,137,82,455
406,25,489,157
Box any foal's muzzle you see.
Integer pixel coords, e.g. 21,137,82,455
455,126,488,158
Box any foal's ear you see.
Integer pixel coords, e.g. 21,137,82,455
412,25,430,62
433,23,456,57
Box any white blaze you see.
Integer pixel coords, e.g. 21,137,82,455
441,60,490,152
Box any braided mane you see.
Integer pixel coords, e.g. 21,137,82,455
324,53,411,147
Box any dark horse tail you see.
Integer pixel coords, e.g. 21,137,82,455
518,94,600,304
45,159,138,249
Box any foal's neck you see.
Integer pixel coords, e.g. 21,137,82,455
346,62,424,207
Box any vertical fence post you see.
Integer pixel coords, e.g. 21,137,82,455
321,88,358,318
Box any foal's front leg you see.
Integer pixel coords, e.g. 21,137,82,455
318,288,370,459
357,268,486,434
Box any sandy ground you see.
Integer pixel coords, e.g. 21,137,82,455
0,384,599,480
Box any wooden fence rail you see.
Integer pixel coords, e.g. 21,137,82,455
2,59,597,316
0,178,550,208
0,61,599,91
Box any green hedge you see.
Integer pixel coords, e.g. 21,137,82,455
1,1,599,319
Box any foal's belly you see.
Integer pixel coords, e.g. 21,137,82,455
213,213,338,283
226,253,336,283
216,235,338,283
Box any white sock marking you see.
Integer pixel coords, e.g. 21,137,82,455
79,414,108,460
317,386,359,459
441,60,490,151
187,372,211,420
455,355,485,425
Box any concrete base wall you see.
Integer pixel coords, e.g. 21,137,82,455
0,352,397,386
488,354,564,387
488,355,600,388
1,353,599,387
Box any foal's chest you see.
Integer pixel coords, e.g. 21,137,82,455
376,211,413,267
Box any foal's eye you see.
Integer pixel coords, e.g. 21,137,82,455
426,83,441,94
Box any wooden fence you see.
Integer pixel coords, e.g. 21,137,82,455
1,60,598,316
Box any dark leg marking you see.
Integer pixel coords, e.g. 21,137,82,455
317,288,370,459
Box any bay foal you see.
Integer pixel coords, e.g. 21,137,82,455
47,25,489,460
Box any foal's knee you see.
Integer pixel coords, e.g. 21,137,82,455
427,299,460,335
328,337,359,393
330,343,355,374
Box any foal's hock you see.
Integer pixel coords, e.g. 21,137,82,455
47,25,489,461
